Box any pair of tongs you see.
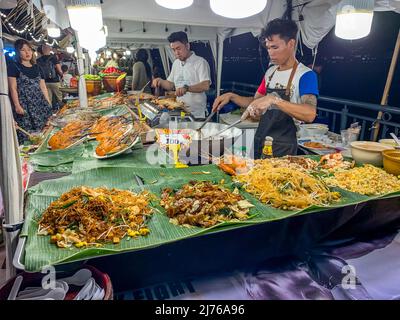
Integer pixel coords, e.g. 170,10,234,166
135,80,151,121
196,111,215,133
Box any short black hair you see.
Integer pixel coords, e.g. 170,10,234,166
61,64,68,72
260,18,298,44
167,31,188,44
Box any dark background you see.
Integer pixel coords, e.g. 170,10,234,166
186,11,400,107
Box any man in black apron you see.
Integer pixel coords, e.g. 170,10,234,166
212,19,319,158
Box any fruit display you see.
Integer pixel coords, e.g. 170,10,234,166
84,74,102,81
99,67,124,77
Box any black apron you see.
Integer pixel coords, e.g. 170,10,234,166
254,62,299,159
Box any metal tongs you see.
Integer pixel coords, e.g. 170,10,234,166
196,111,215,132
203,110,249,139
135,80,151,121
390,133,400,148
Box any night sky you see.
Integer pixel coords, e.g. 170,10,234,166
217,11,400,107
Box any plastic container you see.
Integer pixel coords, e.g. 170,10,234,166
159,110,170,127
382,149,400,175
350,141,394,166
0,265,113,300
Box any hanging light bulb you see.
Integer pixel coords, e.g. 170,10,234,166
125,49,131,56
66,0,103,32
46,17,61,38
66,46,75,54
155,0,193,10
47,24,61,38
112,52,118,60
335,0,374,40
210,0,267,19
78,27,107,52
105,49,112,58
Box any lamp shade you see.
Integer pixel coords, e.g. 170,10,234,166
155,0,193,9
335,0,374,40
66,0,103,32
210,0,267,19
47,25,61,38
78,28,106,51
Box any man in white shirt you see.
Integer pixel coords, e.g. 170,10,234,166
152,31,211,119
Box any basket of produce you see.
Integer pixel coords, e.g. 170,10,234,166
84,75,102,96
100,67,126,92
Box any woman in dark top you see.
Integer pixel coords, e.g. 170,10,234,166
131,49,152,93
8,39,52,143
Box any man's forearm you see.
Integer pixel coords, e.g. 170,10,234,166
230,93,255,109
274,98,317,123
187,81,210,93
160,79,175,91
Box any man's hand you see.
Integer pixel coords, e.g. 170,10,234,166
15,105,25,115
211,93,234,112
152,77,162,88
175,87,187,97
247,95,276,119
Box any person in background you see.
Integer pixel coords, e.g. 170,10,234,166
212,19,318,158
61,64,73,87
7,39,52,143
37,44,63,109
152,31,211,119
131,49,152,93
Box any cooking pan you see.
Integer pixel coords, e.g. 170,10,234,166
156,121,243,165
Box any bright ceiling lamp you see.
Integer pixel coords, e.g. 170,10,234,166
66,0,103,32
46,22,61,38
210,0,267,19
78,28,106,52
155,0,193,9
335,0,374,40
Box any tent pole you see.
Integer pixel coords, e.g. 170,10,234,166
372,27,400,141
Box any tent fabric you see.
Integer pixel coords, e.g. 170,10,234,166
0,17,24,280
75,33,88,108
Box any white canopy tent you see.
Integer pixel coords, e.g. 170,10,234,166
1,0,400,279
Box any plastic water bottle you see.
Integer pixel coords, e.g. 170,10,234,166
159,110,170,127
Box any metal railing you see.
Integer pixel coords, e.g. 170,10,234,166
221,81,400,141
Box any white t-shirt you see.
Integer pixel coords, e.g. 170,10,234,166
167,52,211,118
62,73,73,87
257,62,319,104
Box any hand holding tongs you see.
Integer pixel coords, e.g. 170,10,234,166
203,109,249,139
196,111,216,132
135,80,151,121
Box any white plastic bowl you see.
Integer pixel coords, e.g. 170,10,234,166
299,124,329,137
350,141,394,166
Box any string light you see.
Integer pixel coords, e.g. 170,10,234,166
3,16,56,44
45,39,59,46
7,22,29,34
29,31,45,43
